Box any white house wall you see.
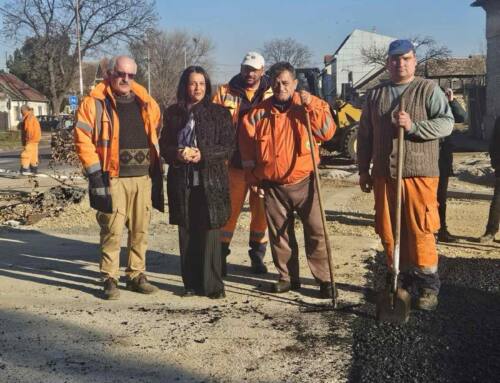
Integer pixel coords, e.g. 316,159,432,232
333,30,395,97
6,101,49,131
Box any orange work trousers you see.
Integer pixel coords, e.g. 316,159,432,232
20,142,39,168
373,176,440,273
221,167,268,244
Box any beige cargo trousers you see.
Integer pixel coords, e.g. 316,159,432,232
96,175,152,281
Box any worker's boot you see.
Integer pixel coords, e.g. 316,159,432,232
103,278,120,300
271,279,301,293
319,282,338,299
221,242,230,277
126,273,158,294
249,241,267,274
437,228,456,243
415,288,439,311
19,166,31,176
29,165,38,175
479,231,496,244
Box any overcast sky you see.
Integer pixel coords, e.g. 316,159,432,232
0,0,486,83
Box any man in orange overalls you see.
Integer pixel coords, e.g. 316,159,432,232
213,52,273,275
19,105,41,175
357,40,454,311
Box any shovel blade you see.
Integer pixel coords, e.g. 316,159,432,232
376,288,411,324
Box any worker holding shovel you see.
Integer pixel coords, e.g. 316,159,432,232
357,40,454,314
239,61,337,299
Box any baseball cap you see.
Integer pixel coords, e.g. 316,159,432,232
387,39,415,56
241,51,265,69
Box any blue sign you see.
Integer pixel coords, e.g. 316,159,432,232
68,95,78,111
68,95,78,106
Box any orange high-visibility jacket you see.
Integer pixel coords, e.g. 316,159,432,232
213,79,273,127
239,93,336,185
74,81,161,177
21,112,41,145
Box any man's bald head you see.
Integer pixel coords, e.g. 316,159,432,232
108,55,137,96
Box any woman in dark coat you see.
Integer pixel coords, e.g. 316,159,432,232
160,66,233,299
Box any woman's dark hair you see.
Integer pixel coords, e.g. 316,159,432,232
176,65,212,106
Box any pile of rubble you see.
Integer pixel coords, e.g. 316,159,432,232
50,128,80,168
0,185,86,226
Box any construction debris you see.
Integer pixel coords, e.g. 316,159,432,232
50,128,80,168
0,185,86,225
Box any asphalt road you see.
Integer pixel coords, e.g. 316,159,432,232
0,146,76,175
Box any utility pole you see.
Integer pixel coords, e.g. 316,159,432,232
147,46,151,94
75,0,84,96
184,47,187,69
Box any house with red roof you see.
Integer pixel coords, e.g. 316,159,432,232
0,72,50,131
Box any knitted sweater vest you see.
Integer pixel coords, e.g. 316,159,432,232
367,77,439,178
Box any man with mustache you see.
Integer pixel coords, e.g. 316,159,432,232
239,61,336,298
213,52,273,275
74,55,163,300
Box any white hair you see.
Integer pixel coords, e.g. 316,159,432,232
106,55,137,74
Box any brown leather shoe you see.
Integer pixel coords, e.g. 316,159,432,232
437,229,456,243
126,274,158,294
271,280,301,293
103,278,120,300
319,282,338,299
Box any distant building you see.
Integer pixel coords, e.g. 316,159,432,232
0,72,50,131
472,0,500,139
323,29,395,100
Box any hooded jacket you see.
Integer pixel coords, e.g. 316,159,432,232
74,80,164,211
213,74,273,168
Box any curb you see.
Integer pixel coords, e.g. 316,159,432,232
447,188,493,201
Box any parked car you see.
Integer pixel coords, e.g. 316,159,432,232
37,114,74,132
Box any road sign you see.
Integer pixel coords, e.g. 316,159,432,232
68,95,78,112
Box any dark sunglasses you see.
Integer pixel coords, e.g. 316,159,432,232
114,71,136,80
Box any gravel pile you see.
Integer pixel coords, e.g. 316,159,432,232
347,252,500,383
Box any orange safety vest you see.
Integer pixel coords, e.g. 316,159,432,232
74,81,161,177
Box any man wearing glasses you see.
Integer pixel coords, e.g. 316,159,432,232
74,55,164,300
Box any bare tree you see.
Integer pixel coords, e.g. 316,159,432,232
261,38,312,67
0,0,156,113
361,35,451,66
129,29,214,108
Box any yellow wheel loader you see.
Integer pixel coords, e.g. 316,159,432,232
296,68,362,162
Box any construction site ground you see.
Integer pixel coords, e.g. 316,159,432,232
0,151,499,383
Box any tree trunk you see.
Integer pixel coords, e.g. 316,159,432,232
51,96,63,116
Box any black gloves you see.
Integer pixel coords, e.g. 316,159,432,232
88,170,112,213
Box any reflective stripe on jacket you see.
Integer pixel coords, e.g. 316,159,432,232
22,113,41,145
74,81,161,177
239,93,336,185
213,80,273,127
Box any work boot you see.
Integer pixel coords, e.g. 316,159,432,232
19,167,31,176
208,289,226,300
126,273,158,294
221,242,230,277
271,280,301,293
415,288,438,311
479,232,496,244
249,241,268,274
103,278,120,300
29,165,38,175
437,229,456,243
319,282,337,299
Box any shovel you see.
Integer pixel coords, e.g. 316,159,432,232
303,100,338,307
375,103,411,324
